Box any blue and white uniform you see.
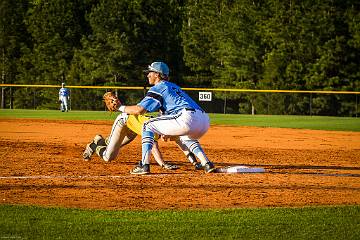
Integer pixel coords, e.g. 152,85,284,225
139,81,210,166
59,85,70,112
139,81,209,138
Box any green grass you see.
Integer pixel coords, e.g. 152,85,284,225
1,109,359,131
0,205,359,240
209,113,360,131
0,109,117,121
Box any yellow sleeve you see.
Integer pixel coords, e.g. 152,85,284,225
126,115,159,140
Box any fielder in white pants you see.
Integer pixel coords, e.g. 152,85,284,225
59,83,70,112
117,61,215,174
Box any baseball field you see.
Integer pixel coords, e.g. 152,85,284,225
0,110,359,239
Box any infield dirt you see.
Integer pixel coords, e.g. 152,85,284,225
0,118,359,210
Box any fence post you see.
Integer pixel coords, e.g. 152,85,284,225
69,89,72,111
33,90,36,109
223,92,227,114
356,94,358,118
309,93,312,116
1,87,4,109
143,86,147,97
10,87,13,109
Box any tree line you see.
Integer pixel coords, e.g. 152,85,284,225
1,0,359,115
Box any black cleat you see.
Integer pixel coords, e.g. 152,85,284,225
204,162,216,173
130,164,150,175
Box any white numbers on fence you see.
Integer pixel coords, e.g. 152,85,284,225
199,92,212,101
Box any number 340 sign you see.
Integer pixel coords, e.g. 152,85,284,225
199,92,212,101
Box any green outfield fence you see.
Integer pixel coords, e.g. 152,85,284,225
0,84,359,117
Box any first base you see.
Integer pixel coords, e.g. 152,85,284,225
215,165,265,174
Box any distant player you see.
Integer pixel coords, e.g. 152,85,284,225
59,83,70,112
117,61,215,174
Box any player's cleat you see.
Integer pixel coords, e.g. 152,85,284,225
93,134,105,145
82,143,94,161
82,135,104,160
204,162,216,173
194,162,203,170
130,164,150,175
162,162,179,170
95,145,107,160
187,153,202,170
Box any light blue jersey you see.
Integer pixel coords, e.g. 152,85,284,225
138,81,202,115
131,61,215,174
59,87,70,97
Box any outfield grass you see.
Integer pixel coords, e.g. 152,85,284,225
0,205,359,240
1,109,359,131
209,113,360,131
0,109,117,121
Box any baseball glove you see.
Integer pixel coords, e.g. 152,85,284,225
103,92,121,112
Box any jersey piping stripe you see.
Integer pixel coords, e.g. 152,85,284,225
146,91,164,105
143,91,164,112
